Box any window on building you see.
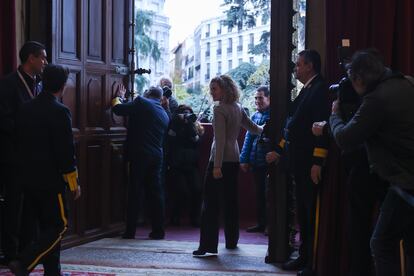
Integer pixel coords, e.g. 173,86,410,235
227,38,232,53
206,24,210,38
206,42,210,57
249,33,254,48
228,60,232,70
217,40,222,55
237,35,243,52
249,57,254,64
217,61,222,75
206,63,210,80
238,58,243,65
227,25,233,33
217,22,222,35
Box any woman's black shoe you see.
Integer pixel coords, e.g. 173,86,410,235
192,249,217,257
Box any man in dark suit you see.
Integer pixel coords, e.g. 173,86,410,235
8,64,80,276
0,41,48,263
266,50,330,276
112,85,169,240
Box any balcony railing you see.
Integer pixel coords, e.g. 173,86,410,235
205,51,210,57
227,47,232,53
237,45,243,52
216,49,222,55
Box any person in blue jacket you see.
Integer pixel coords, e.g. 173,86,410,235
240,86,270,233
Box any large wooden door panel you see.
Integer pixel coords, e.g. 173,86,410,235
84,72,106,130
86,0,105,63
52,0,131,247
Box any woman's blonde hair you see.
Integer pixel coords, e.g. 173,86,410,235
209,75,240,104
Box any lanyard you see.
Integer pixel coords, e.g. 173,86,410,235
17,70,35,99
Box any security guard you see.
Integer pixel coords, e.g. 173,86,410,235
266,50,330,276
8,64,80,276
0,41,47,263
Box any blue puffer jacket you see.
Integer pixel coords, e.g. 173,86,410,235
240,108,270,167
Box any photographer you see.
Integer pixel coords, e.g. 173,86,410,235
167,105,204,227
159,77,178,115
313,59,387,276
330,50,414,276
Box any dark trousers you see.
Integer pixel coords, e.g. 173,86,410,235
292,159,317,269
169,167,201,224
0,164,22,260
198,162,239,252
126,157,164,234
18,190,67,275
252,166,267,228
370,188,414,276
346,157,387,276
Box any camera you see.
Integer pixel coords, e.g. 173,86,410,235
177,113,197,123
162,86,172,99
329,45,361,122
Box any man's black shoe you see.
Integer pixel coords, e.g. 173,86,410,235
297,268,314,276
281,257,306,271
8,260,28,276
225,244,238,249
246,225,265,233
192,249,217,257
148,231,165,240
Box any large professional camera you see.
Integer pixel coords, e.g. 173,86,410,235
175,112,197,123
162,86,172,99
329,46,361,122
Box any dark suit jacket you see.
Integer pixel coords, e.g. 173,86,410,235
276,74,330,167
16,91,76,192
0,67,40,164
112,96,169,161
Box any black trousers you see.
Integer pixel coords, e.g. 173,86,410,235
169,167,201,224
0,164,22,261
18,190,68,275
371,188,414,276
126,157,164,234
345,154,387,276
291,157,317,270
198,162,239,252
251,166,267,228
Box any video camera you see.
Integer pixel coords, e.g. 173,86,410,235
329,42,361,122
177,112,197,123
162,86,172,99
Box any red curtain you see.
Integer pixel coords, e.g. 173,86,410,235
325,0,414,83
0,0,16,76
317,1,414,275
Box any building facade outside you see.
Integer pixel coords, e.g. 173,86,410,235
172,15,270,91
136,0,171,86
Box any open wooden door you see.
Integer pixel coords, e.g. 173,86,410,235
27,0,132,247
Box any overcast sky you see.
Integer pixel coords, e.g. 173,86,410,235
164,0,225,51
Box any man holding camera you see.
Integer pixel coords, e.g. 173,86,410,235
266,50,330,276
112,85,169,240
330,50,414,275
159,77,178,115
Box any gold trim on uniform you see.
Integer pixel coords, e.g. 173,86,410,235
313,148,328,158
279,139,286,149
27,194,68,271
111,97,122,106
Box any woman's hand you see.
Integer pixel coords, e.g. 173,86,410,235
213,167,223,179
